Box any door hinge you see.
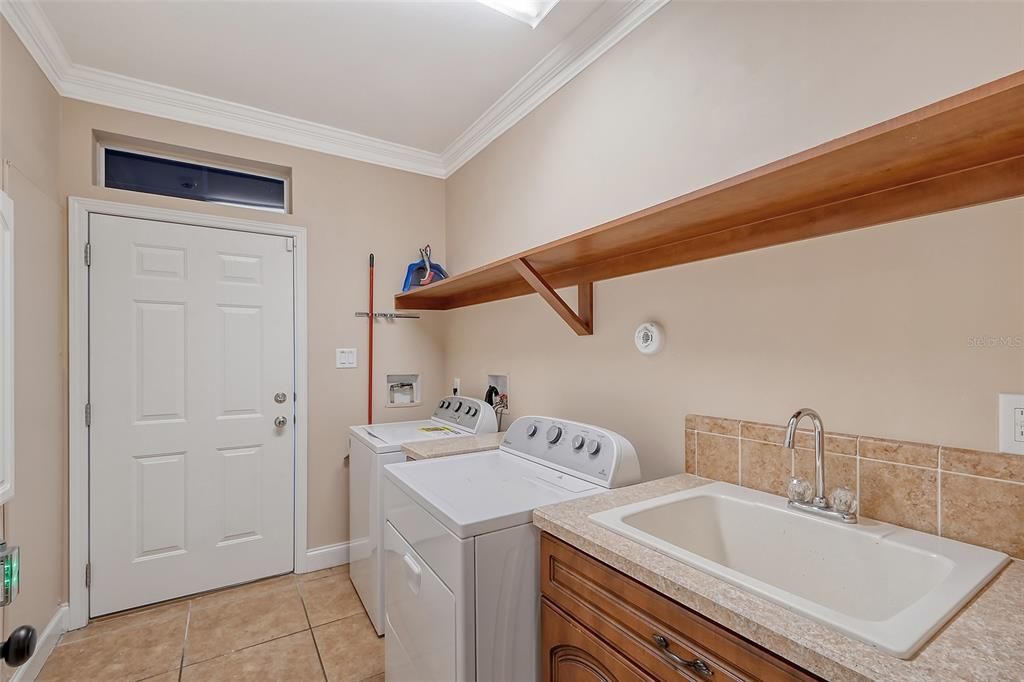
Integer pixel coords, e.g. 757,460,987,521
85,403,91,427
285,238,294,253
85,562,91,588
84,242,91,267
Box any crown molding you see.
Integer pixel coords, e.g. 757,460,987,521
58,64,449,177
440,0,669,175
0,0,70,85
1,0,667,178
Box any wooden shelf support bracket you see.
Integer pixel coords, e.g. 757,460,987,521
512,258,593,336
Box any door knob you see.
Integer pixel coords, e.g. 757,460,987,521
1,625,37,668
274,416,288,428
274,392,288,404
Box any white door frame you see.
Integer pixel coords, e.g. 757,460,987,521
67,196,310,630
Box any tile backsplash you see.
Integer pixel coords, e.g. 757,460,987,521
684,414,1024,559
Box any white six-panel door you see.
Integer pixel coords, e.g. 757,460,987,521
89,214,295,616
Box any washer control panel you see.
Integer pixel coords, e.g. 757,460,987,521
501,416,641,488
431,396,497,434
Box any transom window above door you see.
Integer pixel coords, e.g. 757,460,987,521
96,135,291,213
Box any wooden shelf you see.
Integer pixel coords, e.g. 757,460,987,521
395,70,1024,334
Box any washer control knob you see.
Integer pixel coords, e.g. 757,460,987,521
546,425,563,444
438,400,445,409
571,435,585,450
468,407,477,416
454,400,463,412
526,424,538,438
586,439,601,456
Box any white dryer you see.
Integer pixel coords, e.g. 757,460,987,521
382,416,641,681
349,396,497,636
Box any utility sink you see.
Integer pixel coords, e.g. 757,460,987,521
589,481,1009,658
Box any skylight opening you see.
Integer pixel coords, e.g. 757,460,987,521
476,0,560,28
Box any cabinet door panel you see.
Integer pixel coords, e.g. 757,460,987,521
543,599,651,682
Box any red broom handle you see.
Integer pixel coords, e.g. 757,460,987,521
368,253,374,424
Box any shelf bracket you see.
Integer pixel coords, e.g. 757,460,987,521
512,258,593,336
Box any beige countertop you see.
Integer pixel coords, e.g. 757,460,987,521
401,431,505,460
533,474,1024,682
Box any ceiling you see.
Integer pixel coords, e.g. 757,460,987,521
40,0,600,152
5,0,667,176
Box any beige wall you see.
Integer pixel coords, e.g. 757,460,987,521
61,100,447,549
1,17,66,645
444,1,1024,480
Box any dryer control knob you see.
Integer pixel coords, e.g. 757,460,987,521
547,425,563,444
526,424,538,437
571,435,585,450
586,439,601,456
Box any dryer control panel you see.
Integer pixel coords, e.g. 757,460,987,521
431,396,498,434
501,416,641,489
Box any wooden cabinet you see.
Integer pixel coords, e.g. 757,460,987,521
540,533,820,682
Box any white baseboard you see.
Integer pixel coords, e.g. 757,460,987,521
11,604,67,682
298,541,354,574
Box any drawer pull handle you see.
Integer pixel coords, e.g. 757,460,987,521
403,553,421,595
652,634,712,677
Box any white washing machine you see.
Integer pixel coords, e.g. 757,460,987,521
349,396,497,636
382,416,641,681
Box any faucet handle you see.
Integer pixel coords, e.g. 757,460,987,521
787,477,812,504
829,486,857,514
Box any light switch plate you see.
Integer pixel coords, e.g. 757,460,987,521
998,393,1024,455
336,348,357,369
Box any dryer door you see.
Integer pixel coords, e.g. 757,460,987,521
384,522,456,682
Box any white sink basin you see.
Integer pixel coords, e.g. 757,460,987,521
589,481,1009,658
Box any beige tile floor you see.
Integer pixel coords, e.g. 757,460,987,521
38,565,384,682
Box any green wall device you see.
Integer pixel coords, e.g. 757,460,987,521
0,541,19,607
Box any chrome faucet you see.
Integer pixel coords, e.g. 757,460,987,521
784,408,857,524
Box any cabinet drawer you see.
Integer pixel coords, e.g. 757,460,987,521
540,533,818,682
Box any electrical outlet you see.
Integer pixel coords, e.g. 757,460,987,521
335,348,357,369
998,393,1024,455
